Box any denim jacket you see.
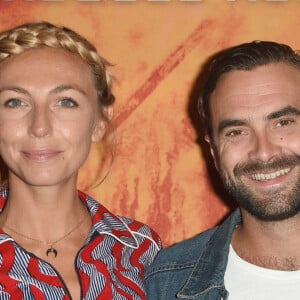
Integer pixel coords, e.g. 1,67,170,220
145,209,242,300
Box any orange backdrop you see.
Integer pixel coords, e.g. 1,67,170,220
0,0,299,246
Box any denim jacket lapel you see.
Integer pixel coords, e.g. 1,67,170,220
177,209,242,299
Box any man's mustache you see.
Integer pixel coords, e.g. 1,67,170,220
233,155,300,177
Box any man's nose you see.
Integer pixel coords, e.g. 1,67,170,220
248,129,282,161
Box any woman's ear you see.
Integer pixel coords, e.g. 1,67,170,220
103,105,114,121
91,105,113,142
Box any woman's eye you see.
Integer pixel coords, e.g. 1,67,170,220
4,98,25,108
58,98,78,108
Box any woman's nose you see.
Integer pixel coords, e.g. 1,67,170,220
28,106,52,138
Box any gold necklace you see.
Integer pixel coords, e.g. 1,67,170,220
3,216,87,258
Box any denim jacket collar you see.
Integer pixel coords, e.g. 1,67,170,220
177,209,242,299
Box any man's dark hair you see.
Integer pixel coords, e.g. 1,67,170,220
199,41,300,138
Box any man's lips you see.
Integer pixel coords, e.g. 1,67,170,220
249,167,291,182
233,155,300,181
21,150,62,161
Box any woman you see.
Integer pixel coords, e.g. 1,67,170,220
0,22,161,299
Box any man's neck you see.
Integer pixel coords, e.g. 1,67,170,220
231,209,300,271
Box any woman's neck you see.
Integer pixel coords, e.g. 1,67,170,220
0,179,89,242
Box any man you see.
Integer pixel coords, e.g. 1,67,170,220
145,41,300,299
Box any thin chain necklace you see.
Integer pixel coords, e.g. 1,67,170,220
3,215,87,258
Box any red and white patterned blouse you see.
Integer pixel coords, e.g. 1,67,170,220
0,190,161,299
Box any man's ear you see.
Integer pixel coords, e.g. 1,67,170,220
204,134,219,172
91,105,113,142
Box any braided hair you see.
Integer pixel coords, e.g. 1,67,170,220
0,21,116,185
0,21,115,108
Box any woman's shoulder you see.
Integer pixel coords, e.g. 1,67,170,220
81,191,162,252
117,215,162,252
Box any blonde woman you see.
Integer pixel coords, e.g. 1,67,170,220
0,22,161,300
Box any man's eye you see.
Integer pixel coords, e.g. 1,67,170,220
278,119,294,127
4,98,24,108
225,129,243,137
58,98,78,108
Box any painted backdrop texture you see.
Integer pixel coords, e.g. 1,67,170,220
0,1,298,246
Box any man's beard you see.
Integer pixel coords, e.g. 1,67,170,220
219,155,300,221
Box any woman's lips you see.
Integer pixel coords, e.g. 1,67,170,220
21,150,62,161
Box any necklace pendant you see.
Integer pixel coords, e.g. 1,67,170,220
46,246,58,257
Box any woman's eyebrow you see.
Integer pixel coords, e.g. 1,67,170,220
0,85,88,97
0,86,30,96
49,85,87,96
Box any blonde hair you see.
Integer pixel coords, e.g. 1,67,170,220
0,21,115,185
0,21,115,107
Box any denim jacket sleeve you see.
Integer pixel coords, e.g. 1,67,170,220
145,229,217,299
145,209,242,300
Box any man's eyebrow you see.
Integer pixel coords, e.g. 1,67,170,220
218,119,248,134
49,85,87,96
217,106,300,134
267,106,300,120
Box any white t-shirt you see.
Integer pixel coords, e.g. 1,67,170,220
224,245,300,299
